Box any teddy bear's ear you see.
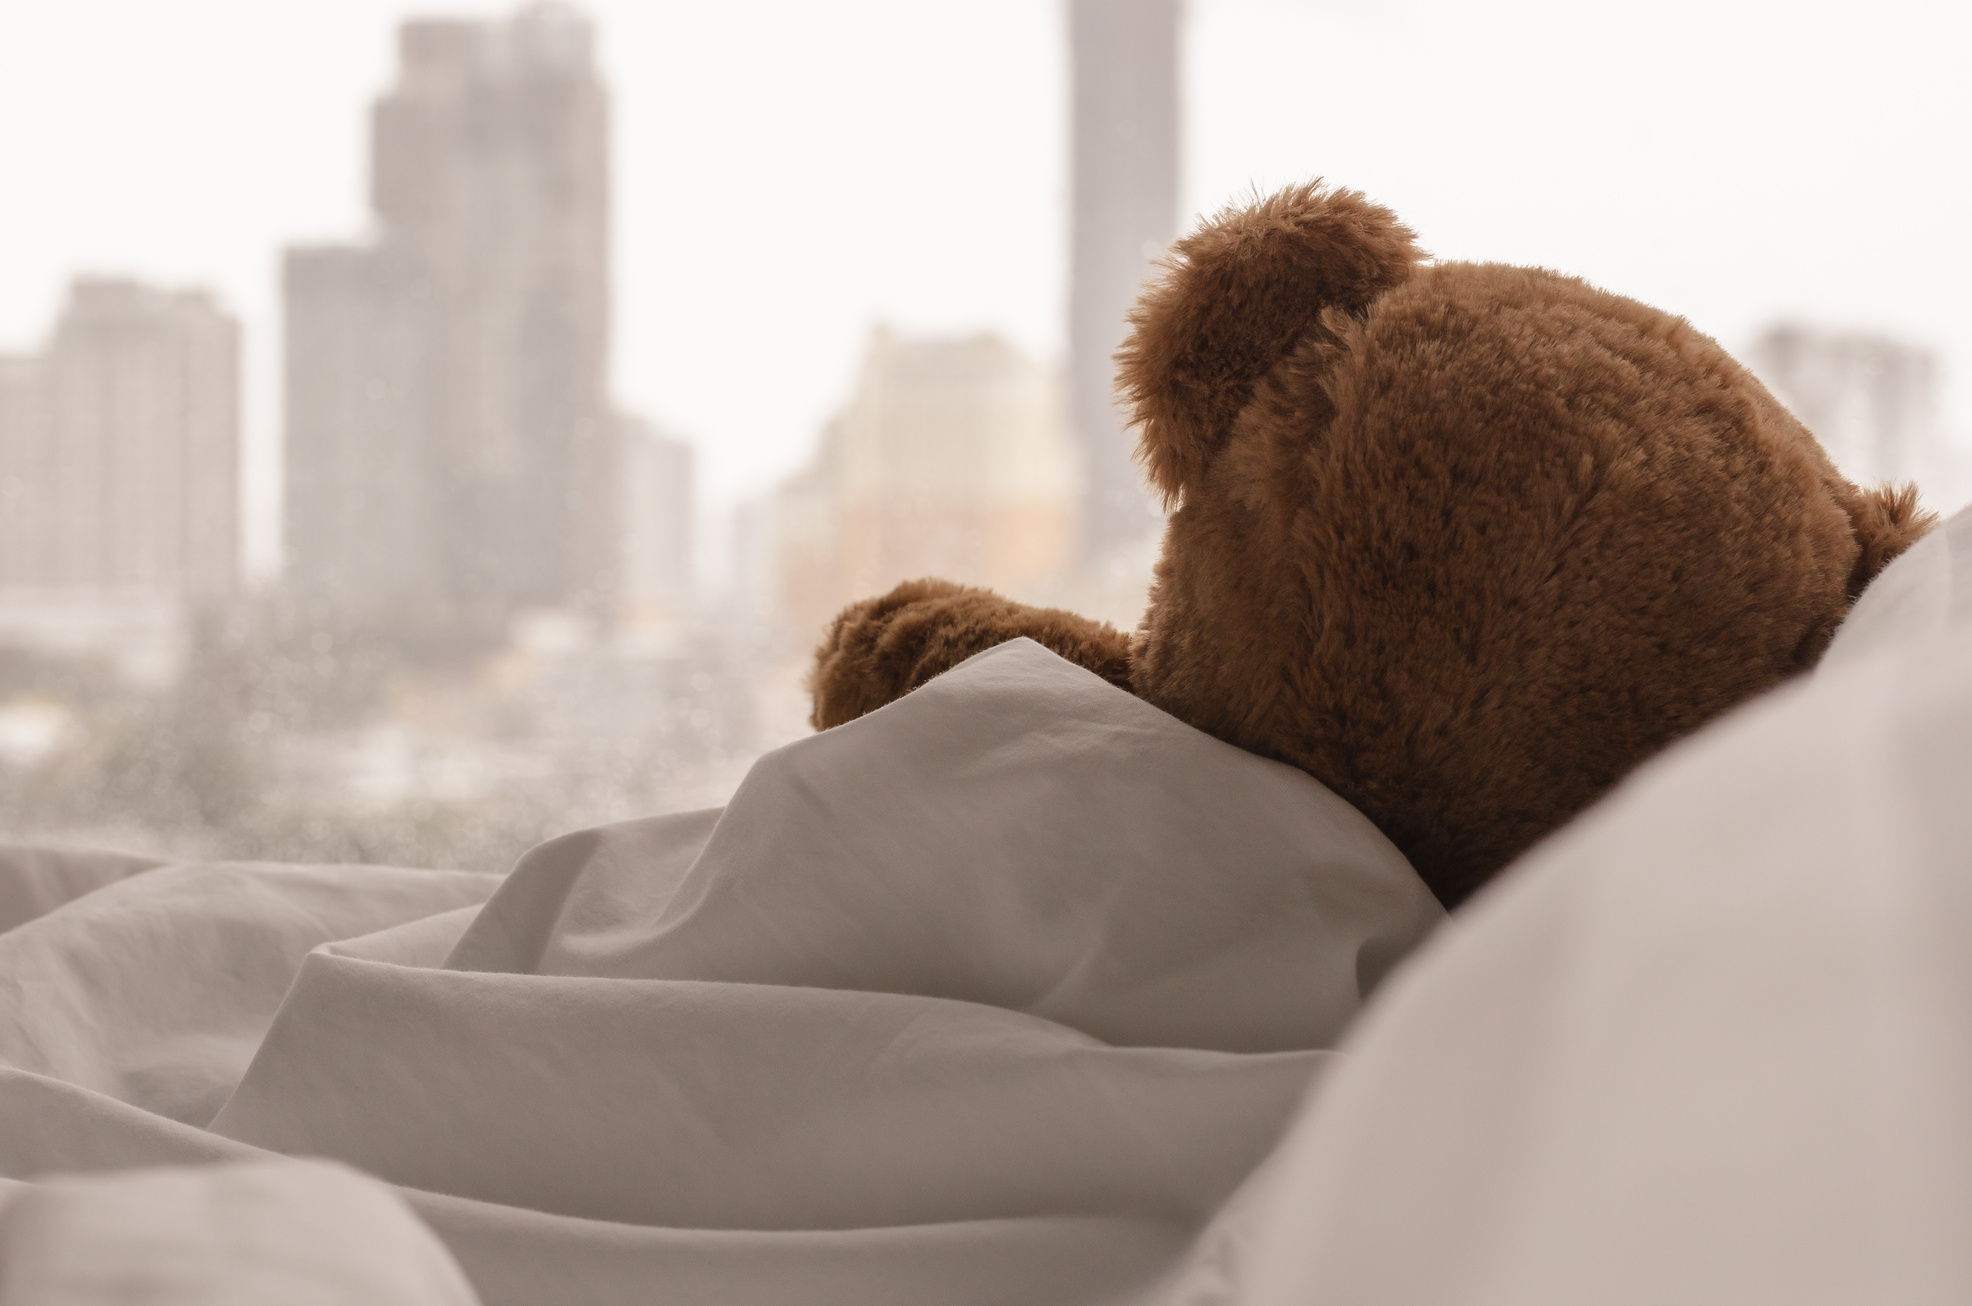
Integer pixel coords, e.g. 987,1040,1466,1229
1115,181,1424,506
1842,482,1936,600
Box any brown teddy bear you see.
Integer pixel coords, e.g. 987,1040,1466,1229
808,183,1933,908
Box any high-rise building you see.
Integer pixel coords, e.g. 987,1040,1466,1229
0,279,238,683
0,278,239,598
1067,0,1181,566
285,3,612,641
1751,324,1945,492
0,355,47,590
772,328,1080,640
283,244,440,620
617,413,696,627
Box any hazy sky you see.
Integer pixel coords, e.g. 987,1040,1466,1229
1,0,1967,577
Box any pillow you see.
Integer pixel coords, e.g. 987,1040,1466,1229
1236,617,1972,1304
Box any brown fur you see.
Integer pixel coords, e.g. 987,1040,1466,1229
808,183,1935,908
1117,181,1426,506
810,579,1131,730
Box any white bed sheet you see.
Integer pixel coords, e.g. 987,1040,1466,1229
0,637,1443,1305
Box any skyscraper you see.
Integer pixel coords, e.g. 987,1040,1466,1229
1067,0,1181,566
0,278,239,598
283,244,440,620
617,413,696,627
772,328,1080,640
286,3,612,641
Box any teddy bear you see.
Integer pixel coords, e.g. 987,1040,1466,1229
807,182,1933,909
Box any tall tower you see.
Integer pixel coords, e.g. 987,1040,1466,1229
0,279,239,598
1067,0,1180,566
286,3,612,642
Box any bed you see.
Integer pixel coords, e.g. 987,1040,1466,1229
1,504,1967,1305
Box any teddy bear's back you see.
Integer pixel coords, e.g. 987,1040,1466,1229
1133,261,1871,904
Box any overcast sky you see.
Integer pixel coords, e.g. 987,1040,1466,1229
1,0,1967,578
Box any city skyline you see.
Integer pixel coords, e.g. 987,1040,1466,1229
0,0,1967,877
2,0,1968,590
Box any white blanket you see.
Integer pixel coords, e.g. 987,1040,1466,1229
0,638,1443,1305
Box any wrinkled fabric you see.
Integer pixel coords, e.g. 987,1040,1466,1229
0,862,497,1128
0,846,159,937
0,638,1442,1305
0,1159,480,1306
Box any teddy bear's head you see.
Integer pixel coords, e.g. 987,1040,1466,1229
1116,183,1931,907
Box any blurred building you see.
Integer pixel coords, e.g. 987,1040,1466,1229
0,279,240,681
771,328,1080,640
285,3,612,644
283,245,440,624
616,413,696,629
1752,324,1943,491
1068,0,1180,565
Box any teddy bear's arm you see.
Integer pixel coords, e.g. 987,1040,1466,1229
809,579,1133,729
